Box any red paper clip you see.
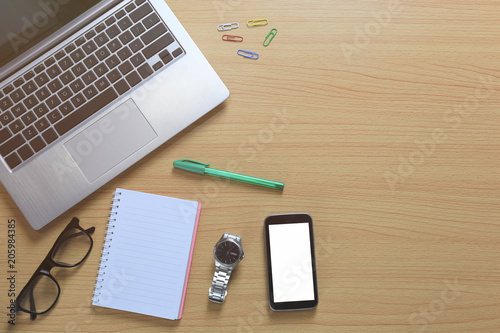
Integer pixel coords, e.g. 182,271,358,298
222,34,243,42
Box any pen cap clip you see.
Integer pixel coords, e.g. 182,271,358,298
173,159,210,174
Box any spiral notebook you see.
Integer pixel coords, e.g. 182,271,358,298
92,188,201,320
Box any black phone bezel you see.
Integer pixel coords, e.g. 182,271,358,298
264,213,319,311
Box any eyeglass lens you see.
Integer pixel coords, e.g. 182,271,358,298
52,227,92,266
18,275,59,313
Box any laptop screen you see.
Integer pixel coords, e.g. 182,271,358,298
0,0,102,69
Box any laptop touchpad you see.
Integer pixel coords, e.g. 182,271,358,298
64,99,158,183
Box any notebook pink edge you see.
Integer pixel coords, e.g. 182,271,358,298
178,202,201,319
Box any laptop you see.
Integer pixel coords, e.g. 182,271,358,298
0,0,229,229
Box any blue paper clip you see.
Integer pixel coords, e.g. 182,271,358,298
237,49,259,60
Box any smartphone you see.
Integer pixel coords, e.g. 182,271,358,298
264,213,319,311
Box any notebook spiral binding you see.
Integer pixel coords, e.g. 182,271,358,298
92,191,121,303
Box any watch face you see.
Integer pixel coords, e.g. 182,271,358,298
215,241,241,265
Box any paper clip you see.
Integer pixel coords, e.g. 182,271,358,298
237,49,259,60
217,22,239,31
247,19,269,27
263,28,277,47
222,34,243,42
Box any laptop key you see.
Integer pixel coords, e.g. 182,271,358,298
1,111,14,125
47,64,62,79
42,128,58,145
172,47,183,58
143,13,160,29
137,63,153,79
0,128,11,143
84,54,99,69
24,71,35,81
106,69,121,83
96,23,106,33
83,85,99,100
75,37,86,47
21,111,36,126
30,136,47,153
117,46,132,61
35,87,50,102
4,153,22,169
72,63,86,77
44,57,55,67
153,61,163,71
14,78,25,88
0,134,25,157
107,39,122,53
46,95,61,109
105,55,120,69
82,71,97,85
119,61,133,75
70,49,85,63
59,101,74,116
130,3,153,23
106,25,121,39
47,78,63,93
125,3,136,12
129,39,145,53
71,93,86,108
130,53,145,67
105,16,116,26
9,120,23,134
96,46,111,61
22,81,37,95
85,30,97,40
33,103,49,117
160,50,173,64
58,87,72,102
11,89,26,104
55,50,65,60
119,31,134,45
141,24,167,45
60,71,75,85
135,0,146,5
94,63,109,77
143,33,174,59
83,40,98,55
22,126,38,141
116,9,126,19
59,56,74,71
0,97,13,111
95,32,110,47
34,72,49,87
65,43,76,53
47,110,62,124
3,85,14,95
131,22,145,37
55,87,118,136
118,17,133,31
34,64,45,74
126,71,141,87
24,95,39,109
95,77,110,91
35,117,50,132
18,144,34,161
11,103,27,117
70,79,85,93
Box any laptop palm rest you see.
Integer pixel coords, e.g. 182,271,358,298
64,99,157,183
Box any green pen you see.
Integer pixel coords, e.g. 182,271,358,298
173,159,284,190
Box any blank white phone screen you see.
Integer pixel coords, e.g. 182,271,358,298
269,223,314,302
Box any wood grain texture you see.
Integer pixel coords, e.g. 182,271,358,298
1,0,499,332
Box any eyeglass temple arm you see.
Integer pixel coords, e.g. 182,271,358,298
29,284,37,320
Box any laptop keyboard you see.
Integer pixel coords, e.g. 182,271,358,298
0,0,184,170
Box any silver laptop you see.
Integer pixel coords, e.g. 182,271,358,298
0,0,229,229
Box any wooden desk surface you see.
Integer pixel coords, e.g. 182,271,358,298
2,0,499,332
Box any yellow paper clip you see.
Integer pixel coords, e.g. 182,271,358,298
217,22,239,31
263,28,277,47
247,19,269,27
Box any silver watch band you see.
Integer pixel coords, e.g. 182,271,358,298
208,265,233,303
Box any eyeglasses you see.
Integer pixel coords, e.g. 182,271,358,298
15,217,95,320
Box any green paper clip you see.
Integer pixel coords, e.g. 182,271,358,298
263,28,277,47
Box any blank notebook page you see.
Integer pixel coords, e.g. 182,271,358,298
92,188,201,320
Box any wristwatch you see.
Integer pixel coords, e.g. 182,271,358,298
208,233,245,303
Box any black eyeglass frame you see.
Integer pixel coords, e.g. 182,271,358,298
15,217,95,320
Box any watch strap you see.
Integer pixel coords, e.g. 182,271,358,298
208,265,233,303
